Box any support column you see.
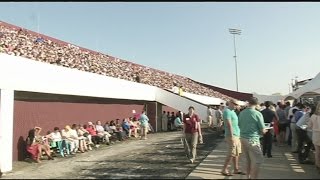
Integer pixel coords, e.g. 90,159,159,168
146,102,157,133
156,103,163,132
0,89,14,172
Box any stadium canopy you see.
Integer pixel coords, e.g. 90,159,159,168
183,92,224,105
285,72,320,100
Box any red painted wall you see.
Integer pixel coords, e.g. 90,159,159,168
13,100,143,161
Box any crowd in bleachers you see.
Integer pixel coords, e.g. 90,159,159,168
25,116,155,163
0,21,236,101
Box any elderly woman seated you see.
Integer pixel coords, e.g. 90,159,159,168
61,125,77,155
48,127,68,157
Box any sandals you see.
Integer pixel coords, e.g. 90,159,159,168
221,172,233,176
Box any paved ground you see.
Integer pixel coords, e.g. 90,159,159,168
187,139,319,179
2,127,222,179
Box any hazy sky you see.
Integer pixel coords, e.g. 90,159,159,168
1,2,319,95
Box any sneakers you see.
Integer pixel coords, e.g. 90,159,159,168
189,159,194,164
95,145,100,148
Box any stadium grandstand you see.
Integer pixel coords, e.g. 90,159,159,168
0,20,252,168
0,21,251,101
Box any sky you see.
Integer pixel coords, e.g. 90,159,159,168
0,2,319,95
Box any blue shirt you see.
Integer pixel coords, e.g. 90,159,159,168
139,114,149,127
295,110,305,124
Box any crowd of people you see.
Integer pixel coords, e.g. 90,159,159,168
25,112,152,163
180,97,320,178
0,22,235,102
214,98,319,178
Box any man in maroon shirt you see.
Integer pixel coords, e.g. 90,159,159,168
183,106,202,164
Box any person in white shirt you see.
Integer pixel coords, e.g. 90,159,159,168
96,120,111,145
308,103,320,171
61,125,76,155
172,83,179,94
49,127,65,157
162,111,168,131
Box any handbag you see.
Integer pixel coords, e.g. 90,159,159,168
83,132,89,137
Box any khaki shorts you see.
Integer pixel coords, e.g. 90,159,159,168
240,138,264,165
225,137,242,157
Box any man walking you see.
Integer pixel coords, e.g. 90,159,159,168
239,97,267,179
221,99,244,176
183,106,201,164
261,101,277,158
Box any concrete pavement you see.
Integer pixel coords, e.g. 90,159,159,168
187,140,319,179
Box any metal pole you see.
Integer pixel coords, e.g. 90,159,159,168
232,34,239,92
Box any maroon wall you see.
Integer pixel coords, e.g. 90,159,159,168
13,100,143,161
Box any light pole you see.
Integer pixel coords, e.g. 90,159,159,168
229,28,241,92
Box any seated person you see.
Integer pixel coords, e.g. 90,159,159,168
26,128,53,163
122,118,131,135
95,120,111,145
86,122,101,147
174,112,184,130
77,124,90,151
71,124,86,153
104,121,114,134
128,117,139,138
110,120,126,141
81,124,93,150
61,125,76,155
48,127,66,157
34,126,54,160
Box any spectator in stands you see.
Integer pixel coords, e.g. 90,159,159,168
0,22,238,103
96,120,111,145
135,72,140,83
139,111,150,140
172,83,179,94
179,85,184,96
162,111,168,132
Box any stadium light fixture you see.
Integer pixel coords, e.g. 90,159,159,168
229,28,241,92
